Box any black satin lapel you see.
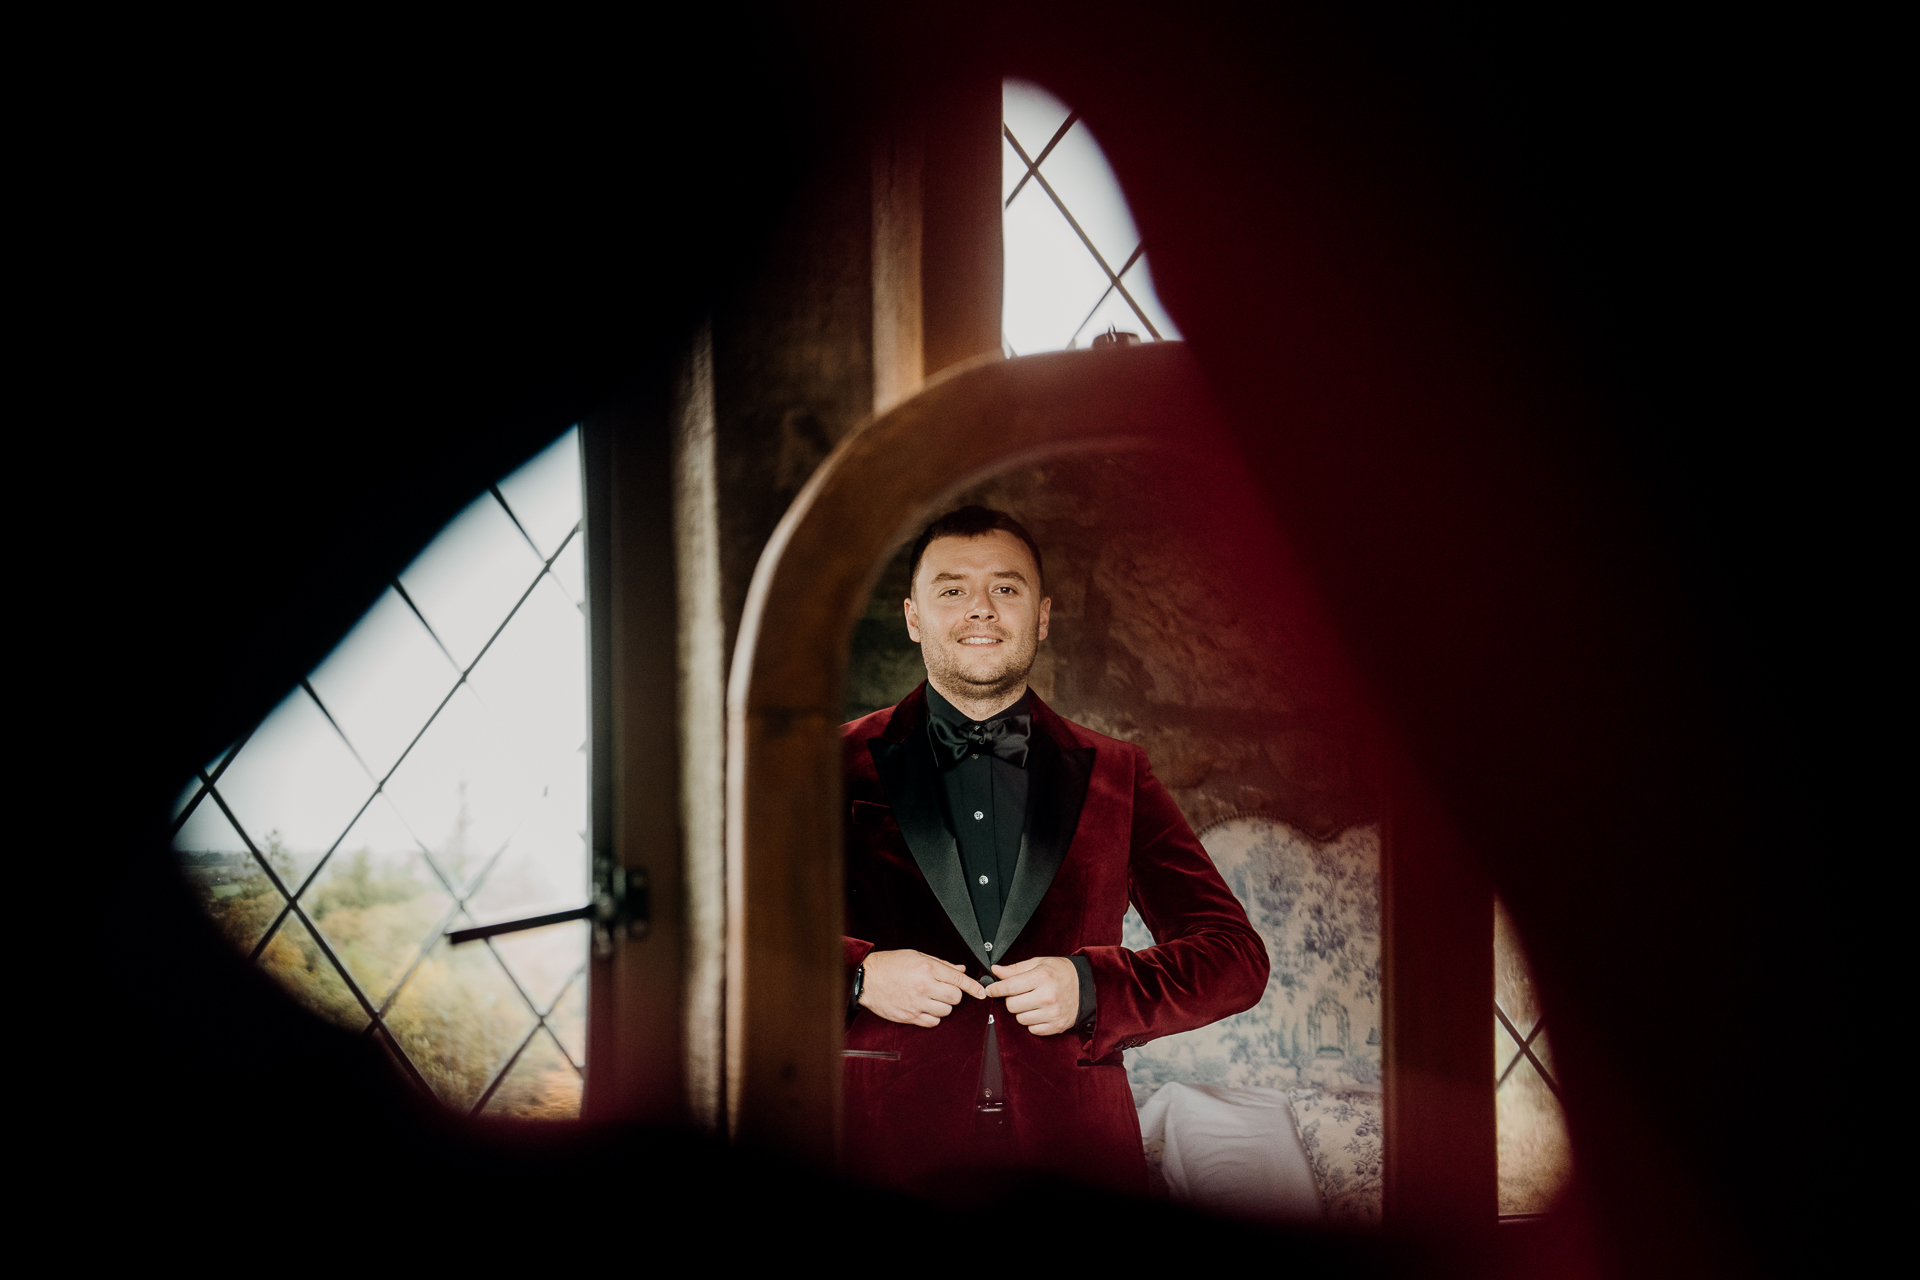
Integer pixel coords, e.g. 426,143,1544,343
991,735,1096,960
868,736,990,969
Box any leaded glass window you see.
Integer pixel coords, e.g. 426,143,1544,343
1002,79,1181,354
1496,896,1575,1216
172,427,591,1119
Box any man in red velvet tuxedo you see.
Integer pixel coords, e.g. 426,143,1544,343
841,506,1268,1193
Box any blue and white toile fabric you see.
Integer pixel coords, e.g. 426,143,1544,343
1123,817,1383,1105
1286,1085,1385,1227
1124,816,1384,1222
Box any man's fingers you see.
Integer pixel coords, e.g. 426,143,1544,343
923,969,986,1001
1012,1007,1068,1033
1002,989,1061,1018
983,972,1041,999
953,972,988,999
925,958,984,997
865,952,1074,1030
862,949,1007,1026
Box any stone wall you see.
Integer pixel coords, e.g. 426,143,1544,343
845,447,1378,840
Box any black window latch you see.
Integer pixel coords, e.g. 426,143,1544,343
447,856,649,957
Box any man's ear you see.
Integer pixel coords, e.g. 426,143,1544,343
1037,596,1051,643
904,596,921,643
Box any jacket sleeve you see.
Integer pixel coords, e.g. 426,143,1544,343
844,936,876,1009
1075,747,1270,1060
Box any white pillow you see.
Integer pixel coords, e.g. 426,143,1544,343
1137,1082,1324,1223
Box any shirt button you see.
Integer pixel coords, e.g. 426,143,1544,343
978,875,989,885
973,810,984,820
984,942,993,951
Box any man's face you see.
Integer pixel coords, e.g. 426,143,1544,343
905,530,1051,701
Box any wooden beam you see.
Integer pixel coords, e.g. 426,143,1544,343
1383,772,1497,1235
582,386,690,1125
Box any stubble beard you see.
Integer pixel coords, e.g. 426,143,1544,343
922,626,1037,706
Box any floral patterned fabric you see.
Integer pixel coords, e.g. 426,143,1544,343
1286,1086,1385,1227
1123,818,1382,1104
1122,816,1383,1220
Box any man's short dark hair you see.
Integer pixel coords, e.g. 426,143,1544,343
907,506,1046,596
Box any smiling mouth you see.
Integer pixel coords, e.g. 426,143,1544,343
957,636,1003,646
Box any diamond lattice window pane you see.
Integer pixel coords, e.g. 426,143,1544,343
463,753,588,926
494,426,582,562
1034,120,1139,273
548,532,586,610
397,492,546,672
1002,79,1180,353
207,687,377,892
466,572,586,779
1120,257,1179,340
479,1027,583,1119
1495,896,1545,1034
491,920,590,1014
1495,896,1574,1216
547,969,586,1067
1002,135,1029,204
174,784,250,855
1003,80,1071,169
1494,1016,1523,1080
384,933,537,1112
382,683,541,894
178,427,590,1118
1530,1029,1556,1079
258,909,370,1032
172,773,211,824
1004,182,1113,355
307,586,461,781
1498,1048,1574,1216
301,793,455,1009
172,789,291,950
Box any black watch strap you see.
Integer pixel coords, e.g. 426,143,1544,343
849,964,865,1016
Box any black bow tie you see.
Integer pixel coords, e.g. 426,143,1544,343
928,714,1032,769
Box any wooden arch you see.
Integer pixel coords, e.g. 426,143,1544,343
723,343,1224,1163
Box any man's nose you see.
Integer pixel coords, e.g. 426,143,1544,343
966,594,996,618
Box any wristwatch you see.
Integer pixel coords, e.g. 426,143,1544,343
849,964,865,1015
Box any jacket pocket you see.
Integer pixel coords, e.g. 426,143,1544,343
841,1049,900,1060
851,800,899,829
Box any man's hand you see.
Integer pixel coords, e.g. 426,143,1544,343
859,949,987,1027
985,957,1080,1036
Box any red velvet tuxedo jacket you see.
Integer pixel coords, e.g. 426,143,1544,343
841,683,1268,1192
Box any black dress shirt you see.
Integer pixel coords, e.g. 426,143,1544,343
924,685,1096,1032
